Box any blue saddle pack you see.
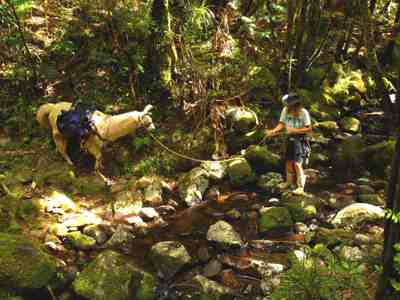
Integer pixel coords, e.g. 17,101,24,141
57,102,95,142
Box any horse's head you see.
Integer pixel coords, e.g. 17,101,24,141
141,104,155,131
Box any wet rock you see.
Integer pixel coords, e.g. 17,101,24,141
150,241,192,279
258,207,293,233
48,223,69,237
331,203,384,227
193,275,235,298
304,168,323,185
178,167,209,206
357,194,384,206
203,259,222,278
356,177,371,185
112,190,143,217
73,250,157,300
140,207,159,220
201,161,227,180
340,117,360,133
281,191,321,222
61,211,102,228
64,231,96,250
245,145,281,173
257,172,284,195
227,157,255,187
103,225,135,252
206,220,243,249
225,106,259,133
44,191,77,214
83,225,108,245
0,233,57,290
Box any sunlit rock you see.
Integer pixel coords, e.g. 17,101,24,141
331,203,384,227
64,231,96,250
206,220,243,249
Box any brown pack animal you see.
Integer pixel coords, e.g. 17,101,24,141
36,102,155,181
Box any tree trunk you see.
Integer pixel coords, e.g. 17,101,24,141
145,0,175,104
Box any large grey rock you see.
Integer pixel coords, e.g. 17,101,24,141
200,161,227,180
206,220,243,249
331,203,384,227
150,241,192,279
178,167,210,206
73,250,157,300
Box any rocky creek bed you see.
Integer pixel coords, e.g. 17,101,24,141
0,107,390,300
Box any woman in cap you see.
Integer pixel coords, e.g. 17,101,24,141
265,93,312,195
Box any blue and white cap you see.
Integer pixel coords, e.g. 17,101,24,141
281,93,300,106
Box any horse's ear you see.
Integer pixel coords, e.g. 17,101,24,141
143,104,153,115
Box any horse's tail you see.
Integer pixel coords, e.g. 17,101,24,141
36,103,55,128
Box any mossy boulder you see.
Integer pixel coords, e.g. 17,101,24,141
206,220,244,249
0,233,57,290
257,172,284,195
340,117,360,133
64,231,97,250
314,121,339,136
244,145,281,173
149,241,192,279
258,206,293,233
226,157,255,187
34,162,77,191
331,203,384,227
225,106,259,133
73,250,157,300
281,192,321,222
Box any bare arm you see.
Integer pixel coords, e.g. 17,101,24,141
286,125,312,135
265,122,285,137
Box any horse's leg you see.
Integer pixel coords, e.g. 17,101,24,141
53,132,73,165
84,138,113,185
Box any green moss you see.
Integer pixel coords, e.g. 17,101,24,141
65,231,96,250
244,145,281,173
73,250,157,300
0,233,57,290
259,207,293,233
227,158,255,187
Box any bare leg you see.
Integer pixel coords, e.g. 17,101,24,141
293,162,306,195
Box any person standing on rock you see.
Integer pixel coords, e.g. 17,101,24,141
265,93,312,195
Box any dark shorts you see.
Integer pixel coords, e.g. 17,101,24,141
285,136,311,164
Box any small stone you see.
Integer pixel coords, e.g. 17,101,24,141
48,223,69,237
207,221,243,249
83,225,108,244
140,207,159,220
294,222,308,234
64,231,96,250
203,259,222,278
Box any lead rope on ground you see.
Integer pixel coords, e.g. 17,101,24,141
147,131,238,163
